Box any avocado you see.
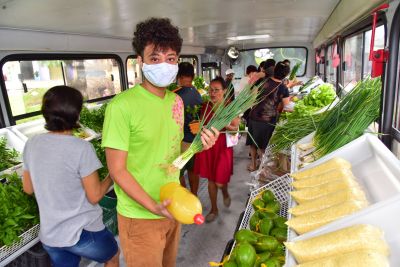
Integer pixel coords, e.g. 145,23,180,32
250,213,261,231
262,190,276,202
264,201,281,214
234,229,258,245
254,251,271,267
270,228,287,242
260,257,282,267
254,236,279,253
252,198,265,211
259,218,274,235
235,242,256,267
272,216,287,229
257,211,278,220
223,260,238,267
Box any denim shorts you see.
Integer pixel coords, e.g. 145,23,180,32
42,228,118,267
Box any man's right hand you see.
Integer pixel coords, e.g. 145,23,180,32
152,199,174,219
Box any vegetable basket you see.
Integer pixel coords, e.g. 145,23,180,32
0,224,40,265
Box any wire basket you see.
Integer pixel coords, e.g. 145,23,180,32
0,224,40,264
239,174,292,230
227,175,292,259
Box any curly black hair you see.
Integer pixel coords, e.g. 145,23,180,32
132,17,183,56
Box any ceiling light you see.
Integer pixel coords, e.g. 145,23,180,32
227,34,270,41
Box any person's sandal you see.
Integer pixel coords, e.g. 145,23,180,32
223,195,231,208
205,212,218,223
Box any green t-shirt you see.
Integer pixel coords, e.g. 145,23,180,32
102,85,183,219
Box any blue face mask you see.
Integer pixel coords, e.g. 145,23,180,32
142,62,178,87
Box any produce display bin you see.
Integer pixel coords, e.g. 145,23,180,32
11,118,100,142
285,194,400,266
6,242,51,267
0,128,25,174
288,133,400,241
290,132,314,173
0,225,40,266
229,174,292,256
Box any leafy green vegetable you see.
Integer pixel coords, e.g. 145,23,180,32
193,76,206,89
289,62,301,80
166,83,178,91
0,137,20,172
185,104,201,121
79,104,108,133
302,83,336,108
0,172,39,246
90,139,108,180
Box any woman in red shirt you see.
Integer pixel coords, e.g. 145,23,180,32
194,77,240,223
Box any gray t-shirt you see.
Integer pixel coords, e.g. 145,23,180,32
23,133,104,247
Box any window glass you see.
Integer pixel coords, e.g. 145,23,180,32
364,25,385,78
232,47,307,79
326,44,338,86
343,33,363,92
393,43,400,130
179,56,198,75
2,58,122,120
127,57,142,88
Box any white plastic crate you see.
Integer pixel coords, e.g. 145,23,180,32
290,132,315,173
0,224,40,266
11,118,100,142
285,194,400,266
288,133,400,241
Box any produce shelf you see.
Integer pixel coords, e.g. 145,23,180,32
0,224,40,266
288,133,400,241
11,118,100,142
286,194,400,266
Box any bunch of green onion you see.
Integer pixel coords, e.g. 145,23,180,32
314,77,381,158
175,83,263,165
269,113,322,154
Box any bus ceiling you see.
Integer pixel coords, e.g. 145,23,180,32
0,0,343,51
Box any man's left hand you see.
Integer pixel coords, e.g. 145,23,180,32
200,127,220,150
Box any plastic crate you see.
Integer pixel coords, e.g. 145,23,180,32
99,193,118,236
0,225,40,265
6,242,51,267
220,239,235,263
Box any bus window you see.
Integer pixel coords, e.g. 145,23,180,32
318,48,325,80
326,44,337,86
364,25,385,78
394,44,400,131
179,56,198,75
2,58,122,124
232,47,307,78
127,56,142,88
343,33,363,92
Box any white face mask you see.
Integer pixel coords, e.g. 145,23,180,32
142,62,178,87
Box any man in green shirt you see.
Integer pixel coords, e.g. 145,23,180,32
102,18,219,267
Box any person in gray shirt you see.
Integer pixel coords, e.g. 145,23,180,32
22,86,119,267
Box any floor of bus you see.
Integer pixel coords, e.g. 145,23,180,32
81,136,251,267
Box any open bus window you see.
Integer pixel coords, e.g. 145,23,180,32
232,47,307,79
2,58,122,124
127,57,142,88
343,33,363,92
364,25,385,78
326,44,337,86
